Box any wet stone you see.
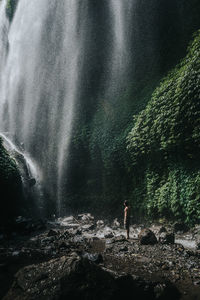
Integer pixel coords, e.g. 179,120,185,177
159,232,175,244
104,232,114,239
173,222,189,233
96,220,104,228
138,228,157,245
158,226,167,234
47,229,58,237
119,245,128,252
81,224,95,231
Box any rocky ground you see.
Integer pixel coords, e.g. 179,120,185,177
0,214,200,299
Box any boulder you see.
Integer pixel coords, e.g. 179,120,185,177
138,228,157,245
4,252,168,300
112,218,120,229
78,213,94,222
196,234,200,250
96,220,104,228
47,229,58,237
158,226,167,234
104,232,114,239
14,217,46,234
28,178,36,186
159,232,175,245
4,253,117,300
173,222,189,233
81,224,95,231
82,252,103,264
61,216,74,223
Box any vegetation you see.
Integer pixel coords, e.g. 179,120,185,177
127,30,200,225
6,0,18,21
0,137,23,226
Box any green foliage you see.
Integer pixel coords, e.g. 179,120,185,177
127,30,200,225
6,0,18,21
0,137,23,224
0,138,19,180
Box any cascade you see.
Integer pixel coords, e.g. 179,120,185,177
108,0,134,96
0,0,132,215
0,132,43,212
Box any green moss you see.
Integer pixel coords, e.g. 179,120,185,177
127,30,200,225
0,137,23,225
6,0,18,21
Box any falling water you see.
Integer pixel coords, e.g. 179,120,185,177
0,0,88,215
0,0,8,70
108,0,134,96
0,132,43,210
0,0,133,215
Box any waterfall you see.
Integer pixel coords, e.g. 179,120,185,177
0,132,43,211
108,0,134,96
0,0,133,216
0,0,88,215
0,0,9,71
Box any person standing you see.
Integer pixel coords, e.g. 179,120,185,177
124,200,130,239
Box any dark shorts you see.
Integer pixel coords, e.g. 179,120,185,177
124,220,130,230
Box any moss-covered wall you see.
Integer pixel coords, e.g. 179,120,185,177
127,30,200,225
0,137,23,226
64,1,200,221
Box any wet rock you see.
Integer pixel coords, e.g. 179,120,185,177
4,254,118,300
114,235,127,243
159,226,167,234
13,217,46,234
159,232,175,244
119,245,128,252
58,241,71,249
61,216,74,223
175,244,185,253
82,252,103,264
96,220,104,228
73,228,82,235
112,218,120,229
28,178,36,187
104,232,114,239
47,229,58,237
82,224,95,231
196,234,200,250
138,228,157,245
154,282,181,299
173,222,189,233
106,239,115,245
78,213,94,223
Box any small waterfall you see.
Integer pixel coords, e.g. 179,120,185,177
0,132,43,211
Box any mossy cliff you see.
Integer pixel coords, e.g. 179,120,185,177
66,1,200,223
127,30,200,225
0,137,23,226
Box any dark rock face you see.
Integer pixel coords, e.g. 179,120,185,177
14,217,46,234
3,253,161,300
158,227,167,234
196,235,200,250
4,253,116,300
159,232,175,245
173,223,189,233
138,229,158,245
1,216,199,300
